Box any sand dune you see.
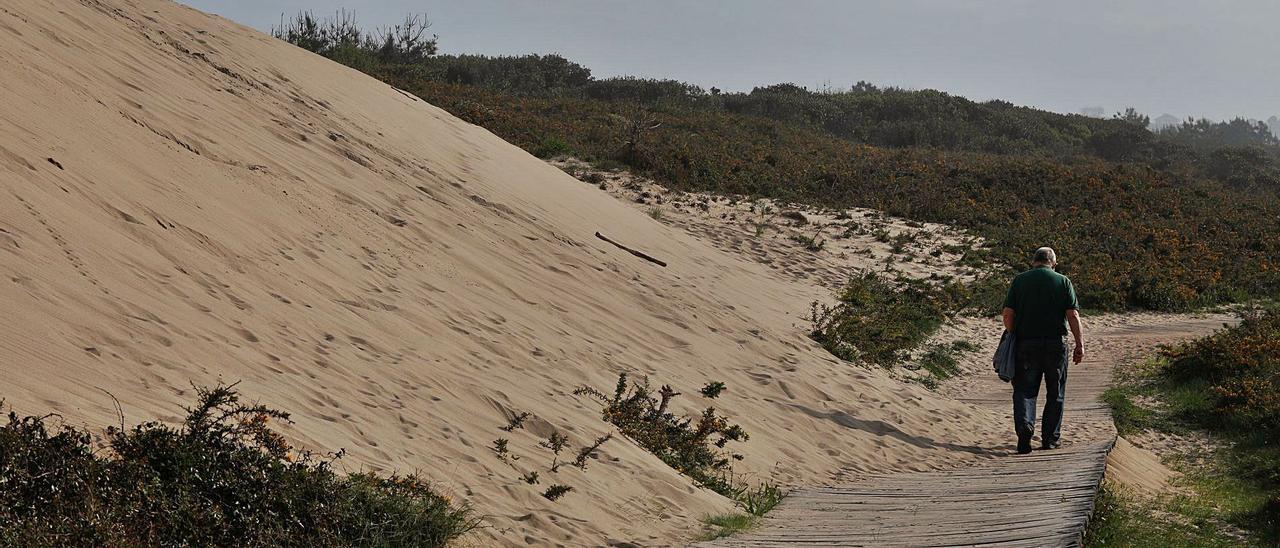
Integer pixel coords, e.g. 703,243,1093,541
551,157,990,293
0,1,1012,544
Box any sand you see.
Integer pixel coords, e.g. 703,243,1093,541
0,2,1016,544
0,1,1219,546
553,157,990,293
1106,436,1178,494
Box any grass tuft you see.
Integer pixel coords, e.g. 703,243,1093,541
696,513,758,541
1101,387,1152,437
730,482,785,516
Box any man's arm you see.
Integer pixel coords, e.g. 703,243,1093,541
1002,307,1015,332
1067,308,1084,364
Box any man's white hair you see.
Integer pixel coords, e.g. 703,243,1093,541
1033,247,1057,265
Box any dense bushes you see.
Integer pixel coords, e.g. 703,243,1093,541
1163,309,1280,434
398,80,1280,311
273,12,1280,311
0,385,477,547
1158,117,1280,153
807,272,994,372
275,13,1280,175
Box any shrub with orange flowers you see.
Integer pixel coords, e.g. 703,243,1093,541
1160,309,1280,540
1164,309,1280,432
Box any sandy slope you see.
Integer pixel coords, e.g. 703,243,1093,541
0,1,1010,544
552,158,990,293
1107,436,1177,494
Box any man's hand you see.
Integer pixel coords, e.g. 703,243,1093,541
1066,309,1084,364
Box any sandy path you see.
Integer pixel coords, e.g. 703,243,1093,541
698,313,1233,547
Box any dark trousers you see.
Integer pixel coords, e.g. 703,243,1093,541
1012,336,1069,446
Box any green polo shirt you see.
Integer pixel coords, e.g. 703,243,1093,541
1003,266,1079,338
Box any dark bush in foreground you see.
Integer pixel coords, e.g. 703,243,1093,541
0,385,478,547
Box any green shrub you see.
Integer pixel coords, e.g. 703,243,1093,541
1159,310,1280,539
730,482,785,516
808,273,953,366
1162,308,1280,432
533,136,573,158
541,484,572,501
917,344,962,381
0,385,477,547
700,381,727,399
575,374,747,496
1102,310,1280,542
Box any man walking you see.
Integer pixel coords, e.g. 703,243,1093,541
1002,247,1085,454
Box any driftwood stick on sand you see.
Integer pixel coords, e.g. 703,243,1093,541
595,231,668,267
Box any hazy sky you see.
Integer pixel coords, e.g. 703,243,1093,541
181,1,1280,121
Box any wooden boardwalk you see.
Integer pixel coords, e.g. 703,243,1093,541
698,315,1230,547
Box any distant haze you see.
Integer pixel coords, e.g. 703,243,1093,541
182,0,1280,122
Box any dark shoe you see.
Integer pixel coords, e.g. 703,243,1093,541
1041,440,1061,450
1017,438,1033,454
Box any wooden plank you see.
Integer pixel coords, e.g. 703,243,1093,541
695,317,1226,548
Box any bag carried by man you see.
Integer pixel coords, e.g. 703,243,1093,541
993,331,1017,382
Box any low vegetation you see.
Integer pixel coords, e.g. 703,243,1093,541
1085,481,1250,547
271,10,437,68
729,481,785,517
403,78,1280,312
541,485,572,502
575,374,748,496
0,384,478,547
1097,308,1280,544
697,513,759,542
807,272,988,368
1163,309,1280,437
574,374,786,522
489,409,612,503
277,13,1280,180
693,482,785,541
912,340,980,388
